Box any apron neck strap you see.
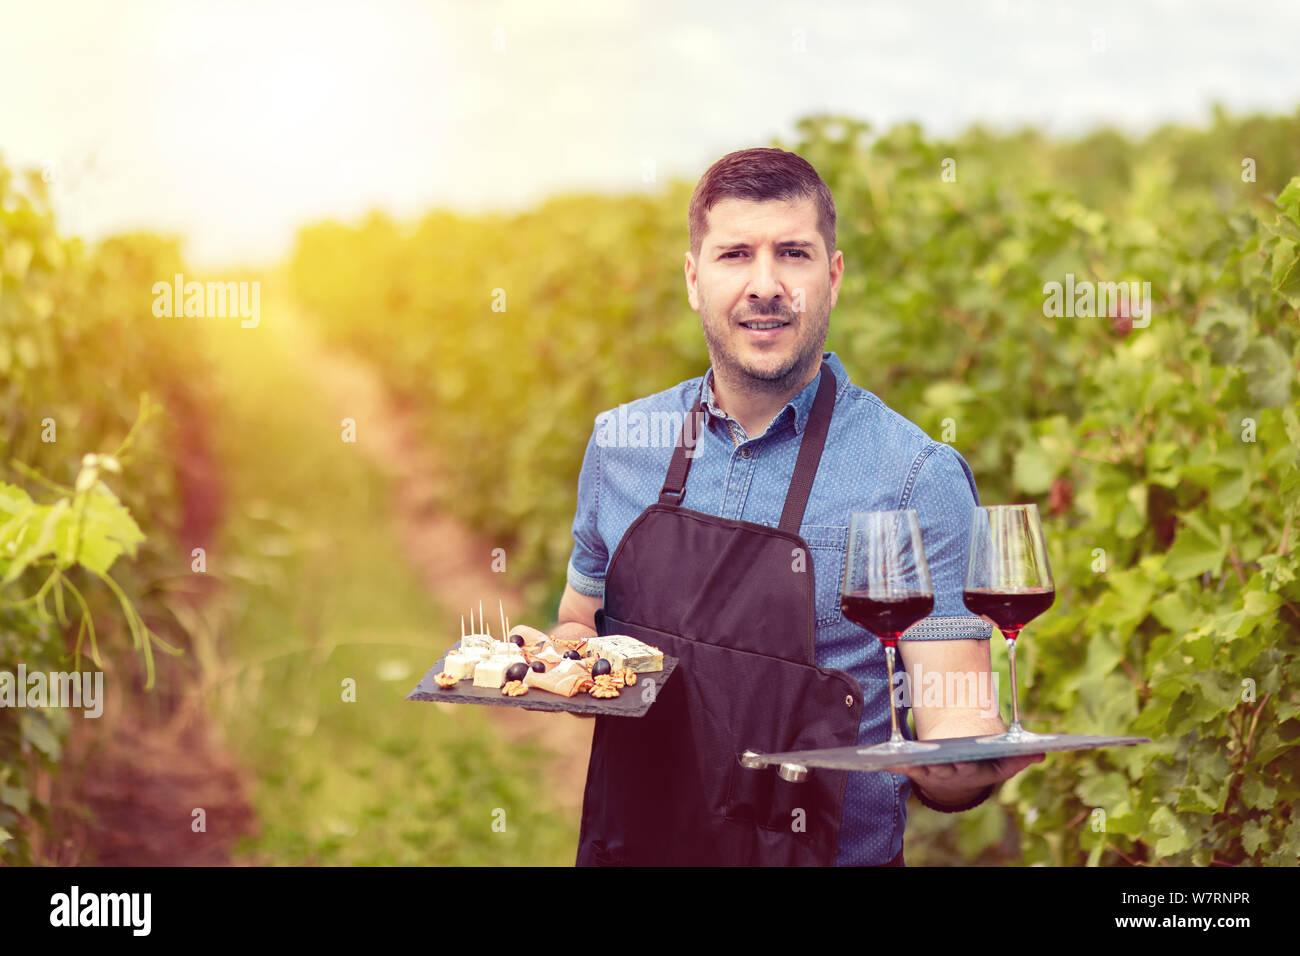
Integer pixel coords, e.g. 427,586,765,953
657,361,837,534
657,407,705,506
777,364,836,533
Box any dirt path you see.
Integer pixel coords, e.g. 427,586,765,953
283,301,594,818
40,659,256,866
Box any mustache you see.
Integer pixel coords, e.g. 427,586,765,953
738,303,795,322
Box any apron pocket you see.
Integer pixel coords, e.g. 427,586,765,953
762,774,817,837
723,756,774,827
723,761,816,839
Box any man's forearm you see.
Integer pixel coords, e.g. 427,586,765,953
915,712,1007,741
898,637,1006,740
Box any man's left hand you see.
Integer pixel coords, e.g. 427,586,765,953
881,754,1044,806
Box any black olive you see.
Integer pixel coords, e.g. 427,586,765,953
505,662,529,682
529,660,546,673
509,634,525,647
591,658,612,676
563,650,581,660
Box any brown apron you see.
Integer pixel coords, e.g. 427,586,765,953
575,362,871,865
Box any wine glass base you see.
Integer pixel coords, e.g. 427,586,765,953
974,729,1058,745
857,739,941,755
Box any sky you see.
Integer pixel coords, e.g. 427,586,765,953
3,0,1299,268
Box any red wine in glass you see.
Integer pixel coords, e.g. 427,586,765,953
961,587,1055,635
963,504,1057,743
842,511,939,754
841,590,935,646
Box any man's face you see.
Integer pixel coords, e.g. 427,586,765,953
685,196,842,392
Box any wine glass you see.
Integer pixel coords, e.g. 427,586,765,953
963,503,1057,744
841,510,940,754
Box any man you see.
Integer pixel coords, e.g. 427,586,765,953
552,147,1042,866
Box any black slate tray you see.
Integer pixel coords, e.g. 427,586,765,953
406,645,678,717
739,732,1150,772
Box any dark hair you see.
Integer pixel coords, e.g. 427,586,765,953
688,147,837,263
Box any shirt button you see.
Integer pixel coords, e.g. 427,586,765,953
845,694,854,708
740,446,752,459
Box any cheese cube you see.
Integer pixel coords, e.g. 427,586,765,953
443,652,480,680
460,633,496,653
472,658,511,688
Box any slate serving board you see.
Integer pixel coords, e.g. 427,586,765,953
739,733,1151,772
406,644,678,717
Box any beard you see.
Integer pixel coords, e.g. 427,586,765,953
700,294,830,396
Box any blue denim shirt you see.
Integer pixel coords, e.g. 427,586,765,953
567,350,992,865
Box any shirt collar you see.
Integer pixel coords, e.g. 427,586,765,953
701,351,848,436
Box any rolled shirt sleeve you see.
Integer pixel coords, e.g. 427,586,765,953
566,419,609,598
901,442,993,641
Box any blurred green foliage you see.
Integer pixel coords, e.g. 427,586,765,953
291,108,1300,865
1,159,212,862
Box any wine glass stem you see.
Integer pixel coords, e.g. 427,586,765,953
885,643,904,744
1005,632,1021,733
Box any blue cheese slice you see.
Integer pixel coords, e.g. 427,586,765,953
460,633,496,653
587,635,663,673
443,651,479,680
